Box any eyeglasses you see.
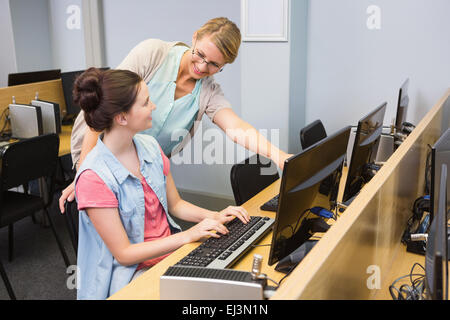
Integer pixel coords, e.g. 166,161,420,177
191,49,224,73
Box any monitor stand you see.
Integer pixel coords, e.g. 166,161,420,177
274,240,318,274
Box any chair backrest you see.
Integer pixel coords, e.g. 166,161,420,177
230,154,279,206
64,200,78,255
300,119,327,150
0,134,59,201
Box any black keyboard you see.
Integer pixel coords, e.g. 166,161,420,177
175,216,274,269
260,194,279,212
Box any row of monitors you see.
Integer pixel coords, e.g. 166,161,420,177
268,103,385,268
267,79,412,267
8,68,109,120
267,103,448,300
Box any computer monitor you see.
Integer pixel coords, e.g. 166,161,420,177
61,68,110,120
395,78,409,131
342,102,387,203
430,128,450,222
268,126,351,266
425,164,448,300
8,69,61,86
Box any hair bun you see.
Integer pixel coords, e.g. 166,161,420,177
72,67,104,113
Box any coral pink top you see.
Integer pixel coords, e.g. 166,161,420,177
76,148,172,270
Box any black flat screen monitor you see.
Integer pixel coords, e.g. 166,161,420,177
425,164,448,300
8,69,61,86
342,102,387,203
395,78,409,131
430,128,450,222
61,68,110,118
268,126,351,266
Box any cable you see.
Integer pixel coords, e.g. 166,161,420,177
389,263,426,300
0,107,11,140
424,144,432,195
278,267,295,286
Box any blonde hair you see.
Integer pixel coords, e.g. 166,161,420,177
195,17,241,64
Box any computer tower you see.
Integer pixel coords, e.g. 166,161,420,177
9,104,43,139
30,99,61,134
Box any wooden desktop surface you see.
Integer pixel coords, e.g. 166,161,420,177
377,241,450,300
109,179,286,300
58,125,72,157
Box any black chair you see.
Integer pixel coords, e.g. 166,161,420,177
230,154,279,206
300,119,327,150
0,258,15,299
55,154,76,193
0,134,71,299
63,200,79,256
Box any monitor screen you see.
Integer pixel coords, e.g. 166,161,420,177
61,68,110,118
268,126,351,266
425,164,448,300
8,69,61,86
342,102,387,203
430,128,450,222
395,78,409,131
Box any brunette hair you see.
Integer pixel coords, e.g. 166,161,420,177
195,17,241,64
73,67,142,132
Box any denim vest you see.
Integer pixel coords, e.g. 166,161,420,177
74,134,181,300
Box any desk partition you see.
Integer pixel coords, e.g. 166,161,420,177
272,89,450,299
0,80,71,156
0,80,67,117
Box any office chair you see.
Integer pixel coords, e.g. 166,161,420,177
0,134,71,299
230,154,279,206
0,257,15,299
55,154,76,193
300,119,327,149
63,200,78,256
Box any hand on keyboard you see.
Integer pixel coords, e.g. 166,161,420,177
185,218,230,242
216,205,250,224
176,216,275,269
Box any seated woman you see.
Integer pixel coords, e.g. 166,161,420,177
74,67,249,300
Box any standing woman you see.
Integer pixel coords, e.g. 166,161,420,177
60,17,291,210
73,68,249,299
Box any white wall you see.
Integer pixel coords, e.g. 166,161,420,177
5,0,87,77
0,0,17,86
102,0,245,198
306,0,450,134
289,0,308,153
9,0,53,72
48,0,86,71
